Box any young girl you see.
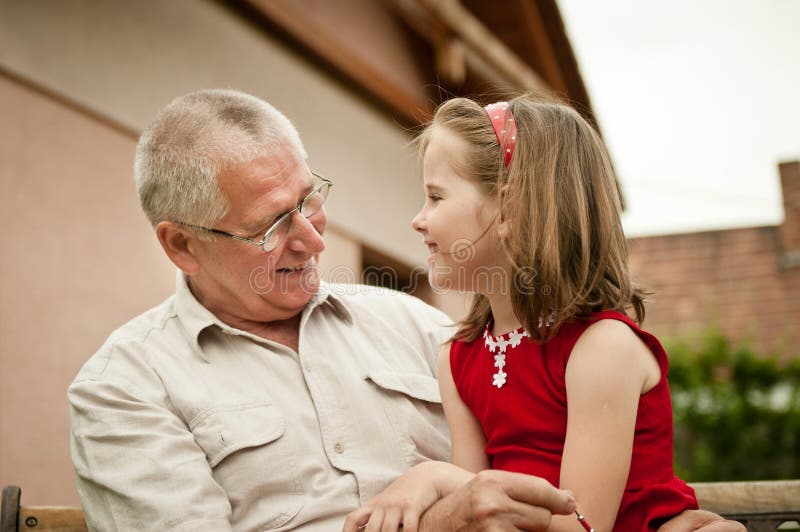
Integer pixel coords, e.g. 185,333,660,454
347,96,700,532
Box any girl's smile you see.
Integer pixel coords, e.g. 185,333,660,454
411,127,505,292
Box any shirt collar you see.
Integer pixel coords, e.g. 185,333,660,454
173,271,354,349
173,270,225,346
307,281,354,325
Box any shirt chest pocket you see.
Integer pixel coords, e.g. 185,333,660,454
366,371,451,464
190,402,303,530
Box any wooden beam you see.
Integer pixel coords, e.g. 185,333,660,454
239,0,434,124
385,0,465,87
386,0,450,45
531,0,596,121
517,0,568,94
436,38,467,86
415,0,555,97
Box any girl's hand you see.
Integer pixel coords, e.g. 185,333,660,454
657,509,746,532
342,461,471,532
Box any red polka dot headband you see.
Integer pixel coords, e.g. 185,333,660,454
484,102,518,168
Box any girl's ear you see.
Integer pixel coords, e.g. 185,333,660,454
497,184,511,240
497,219,511,241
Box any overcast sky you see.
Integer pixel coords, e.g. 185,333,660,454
556,0,799,237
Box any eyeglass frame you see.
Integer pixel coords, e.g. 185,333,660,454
176,171,333,252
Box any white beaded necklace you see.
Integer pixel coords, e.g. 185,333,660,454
483,325,529,389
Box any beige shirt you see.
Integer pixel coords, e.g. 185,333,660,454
69,273,452,531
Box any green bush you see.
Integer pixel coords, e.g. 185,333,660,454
666,328,800,481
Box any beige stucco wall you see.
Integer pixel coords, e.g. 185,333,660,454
0,0,429,266
0,0,448,505
0,74,175,504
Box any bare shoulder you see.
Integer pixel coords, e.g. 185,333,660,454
570,318,660,391
575,318,649,357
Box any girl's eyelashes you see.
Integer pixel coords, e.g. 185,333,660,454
428,193,442,202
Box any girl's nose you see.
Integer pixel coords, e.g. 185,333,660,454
411,209,426,233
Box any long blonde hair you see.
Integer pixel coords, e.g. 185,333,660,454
419,96,648,343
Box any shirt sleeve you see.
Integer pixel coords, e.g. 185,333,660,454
404,294,456,376
68,357,233,532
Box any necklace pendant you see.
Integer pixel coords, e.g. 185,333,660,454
485,326,528,390
492,369,507,388
492,353,507,388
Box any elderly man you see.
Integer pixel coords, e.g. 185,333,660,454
69,89,741,532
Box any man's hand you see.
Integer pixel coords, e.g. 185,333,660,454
657,509,746,532
419,470,577,531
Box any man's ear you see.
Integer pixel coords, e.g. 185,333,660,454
156,221,202,274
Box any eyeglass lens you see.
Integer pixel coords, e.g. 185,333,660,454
262,181,331,251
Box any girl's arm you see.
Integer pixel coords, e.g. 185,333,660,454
342,343,486,532
437,342,491,473
551,319,661,532
416,343,578,531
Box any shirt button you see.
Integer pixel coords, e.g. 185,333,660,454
334,442,344,454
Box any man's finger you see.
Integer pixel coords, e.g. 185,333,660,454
506,498,556,532
486,471,577,515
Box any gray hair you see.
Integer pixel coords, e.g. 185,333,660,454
134,89,307,229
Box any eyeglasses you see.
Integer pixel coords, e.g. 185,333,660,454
179,171,332,252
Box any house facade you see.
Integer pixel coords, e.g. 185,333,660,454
0,0,593,504
628,161,800,357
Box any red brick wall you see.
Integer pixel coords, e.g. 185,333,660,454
628,226,800,357
626,162,800,357
779,161,800,260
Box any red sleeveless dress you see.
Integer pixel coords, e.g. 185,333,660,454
450,310,698,531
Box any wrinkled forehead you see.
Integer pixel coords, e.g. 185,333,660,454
214,144,313,229
218,142,308,194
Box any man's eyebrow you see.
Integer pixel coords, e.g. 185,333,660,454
301,176,316,194
244,175,318,234
248,208,288,235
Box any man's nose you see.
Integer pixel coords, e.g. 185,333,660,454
286,210,325,254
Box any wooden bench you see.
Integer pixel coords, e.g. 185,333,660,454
3,481,799,531
691,480,800,531
1,487,86,532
